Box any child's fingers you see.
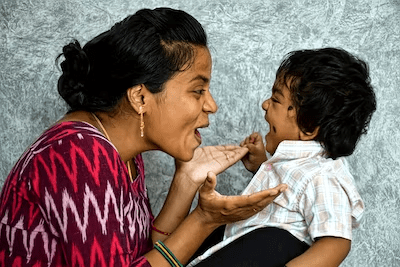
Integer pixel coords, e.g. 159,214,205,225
246,140,265,154
249,132,257,143
253,132,261,141
242,132,260,145
241,136,250,146
249,132,261,142
250,133,265,147
245,142,257,152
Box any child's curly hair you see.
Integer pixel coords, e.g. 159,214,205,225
277,48,377,159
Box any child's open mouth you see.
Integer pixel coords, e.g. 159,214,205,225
195,129,202,141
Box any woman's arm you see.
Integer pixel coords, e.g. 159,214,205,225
146,170,287,266
150,169,201,243
286,237,351,267
151,145,250,243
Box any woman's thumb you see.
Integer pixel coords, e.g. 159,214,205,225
202,171,217,192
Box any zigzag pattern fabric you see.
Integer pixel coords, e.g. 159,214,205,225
0,121,153,266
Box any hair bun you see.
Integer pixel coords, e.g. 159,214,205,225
57,40,90,108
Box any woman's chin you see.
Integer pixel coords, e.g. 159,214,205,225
172,147,197,162
175,152,194,162
181,144,202,162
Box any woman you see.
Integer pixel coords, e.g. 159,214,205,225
0,8,286,266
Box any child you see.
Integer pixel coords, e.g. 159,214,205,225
189,48,377,267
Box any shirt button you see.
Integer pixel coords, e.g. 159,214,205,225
266,164,272,171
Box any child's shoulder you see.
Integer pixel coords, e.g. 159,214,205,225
301,157,360,199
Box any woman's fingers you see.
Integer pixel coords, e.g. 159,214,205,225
198,181,288,224
223,186,287,216
223,184,287,209
215,144,248,154
211,145,249,166
226,146,249,162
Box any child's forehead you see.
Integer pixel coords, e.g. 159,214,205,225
273,71,301,99
272,84,285,96
272,75,292,97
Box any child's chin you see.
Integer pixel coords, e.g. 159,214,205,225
265,145,275,156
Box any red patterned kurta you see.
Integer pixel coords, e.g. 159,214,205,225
0,121,153,266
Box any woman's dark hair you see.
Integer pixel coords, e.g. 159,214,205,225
277,48,377,159
57,7,207,112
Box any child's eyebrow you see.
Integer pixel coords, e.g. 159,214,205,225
272,86,284,97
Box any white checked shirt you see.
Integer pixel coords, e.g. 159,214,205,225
188,140,364,266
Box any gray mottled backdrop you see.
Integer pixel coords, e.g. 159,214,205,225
1,0,399,266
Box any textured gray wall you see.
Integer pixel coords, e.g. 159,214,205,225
1,0,399,266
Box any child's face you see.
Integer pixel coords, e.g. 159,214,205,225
262,79,302,155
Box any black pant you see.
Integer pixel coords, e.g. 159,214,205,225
192,226,309,267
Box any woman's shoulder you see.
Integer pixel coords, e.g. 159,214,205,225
39,121,116,151
43,120,102,140
11,121,119,177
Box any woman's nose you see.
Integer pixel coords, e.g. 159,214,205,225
203,91,218,114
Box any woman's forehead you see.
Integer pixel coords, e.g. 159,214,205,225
170,47,212,84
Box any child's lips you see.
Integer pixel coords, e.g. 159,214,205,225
195,129,202,141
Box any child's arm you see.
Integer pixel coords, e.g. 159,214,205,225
288,172,358,267
286,236,351,267
240,132,268,174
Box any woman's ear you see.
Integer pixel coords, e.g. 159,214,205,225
299,126,319,141
126,85,147,114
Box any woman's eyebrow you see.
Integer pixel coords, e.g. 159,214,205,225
189,75,210,84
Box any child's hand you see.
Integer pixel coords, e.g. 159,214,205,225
240,132,268,174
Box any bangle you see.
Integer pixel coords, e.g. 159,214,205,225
151,223,172,236
154,240,183,267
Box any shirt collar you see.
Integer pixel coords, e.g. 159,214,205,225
267,140,326,163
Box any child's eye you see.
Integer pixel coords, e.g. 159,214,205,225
194,89,205,95
271,98,279,103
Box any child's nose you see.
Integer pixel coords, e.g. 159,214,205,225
262,99,270,111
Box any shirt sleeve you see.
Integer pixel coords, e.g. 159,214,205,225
32,133,151,267
299,175,354,242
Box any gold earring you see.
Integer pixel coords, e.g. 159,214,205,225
139,106,144,137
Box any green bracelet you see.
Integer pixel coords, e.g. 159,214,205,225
154,241,183,267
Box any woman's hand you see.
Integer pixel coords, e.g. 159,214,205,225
195,171,287,226
175,145,249,186
240,132,268,174
154,145,248,241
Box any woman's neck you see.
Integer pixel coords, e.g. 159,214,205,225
58,110,153,162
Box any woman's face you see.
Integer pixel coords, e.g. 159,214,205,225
144,46,218,161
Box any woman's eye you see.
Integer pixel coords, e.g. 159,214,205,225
194,89,205,95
